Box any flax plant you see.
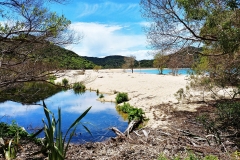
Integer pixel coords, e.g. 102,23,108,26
36,101,91,160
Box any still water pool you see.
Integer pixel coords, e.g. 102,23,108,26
0,90,128,143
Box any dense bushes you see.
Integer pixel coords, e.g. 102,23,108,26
216,101,240,130
115,92,129,104
197,101,240,144
0,121,41,159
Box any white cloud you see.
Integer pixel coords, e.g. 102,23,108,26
0,101,41,117
76,2,139,18
66,22,152,60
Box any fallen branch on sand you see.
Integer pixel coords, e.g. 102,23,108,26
110,120,139,139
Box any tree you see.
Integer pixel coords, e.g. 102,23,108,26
153,52,168,74
0,0,81,90
140,0,240,89
93,65,102,72
122,55,136,73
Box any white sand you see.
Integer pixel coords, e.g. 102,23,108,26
55,69,201,128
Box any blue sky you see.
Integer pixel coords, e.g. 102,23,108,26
50,0,153,60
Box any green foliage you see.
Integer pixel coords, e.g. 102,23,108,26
0,123,20,159
153,53,169,74
197,101,240,144
83,55,126,69
96,89,99,96
41,44,96,70
35,101,91,160
48,75,57,84
0,138,17,160
117,102,133,113
0,121,40,159
115,92,129,104
0,121,28,138
62,78,68,87
117,103,146,123
99,94,104,98
93,65,102,72
128,107,145,122
73,82,86,94
216,101,240,130
141,0,240,91
139,59,153,68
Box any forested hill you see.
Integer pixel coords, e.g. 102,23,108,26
83,46,200,69
83,55,154,68
41,44,96,69
83,55,125,68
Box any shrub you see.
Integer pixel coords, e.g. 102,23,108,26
0,121,40,159
48,75,56,84
128,107,145,122
117,102,133,113
117,103,146,123
116,92,129,104
197,101,240,144
62,78,68,87
99,94,104,98
73,82,85,90
93,65,102,72
73,82,85,94
216,101,240,130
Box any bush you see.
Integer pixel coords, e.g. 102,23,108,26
93,65,102,72
116,92,129,104
117,102,133,113
196,101,240,144
117,103,146,123
216,101,240,130
62,78,68,87
99,94,104,98
48,75,57,84
73,82,86,94
0,121,41,159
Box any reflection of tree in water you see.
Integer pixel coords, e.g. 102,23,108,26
0,82,62,104
116,106,128,121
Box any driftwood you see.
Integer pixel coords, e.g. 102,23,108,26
110,120,139,139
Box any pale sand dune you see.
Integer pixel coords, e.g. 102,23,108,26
55,69,200,128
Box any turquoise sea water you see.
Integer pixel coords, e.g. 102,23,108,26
129,68,192,75
0,90,128,143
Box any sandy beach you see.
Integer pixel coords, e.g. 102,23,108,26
55,69,200,128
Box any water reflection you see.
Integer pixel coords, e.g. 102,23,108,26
0,90,128,143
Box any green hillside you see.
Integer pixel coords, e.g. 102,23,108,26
81,46,200,69
139,60,154,68
83,55,154,68
83,55,125,68
41,44,96,69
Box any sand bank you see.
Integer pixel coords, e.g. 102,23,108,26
55,69,200,128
